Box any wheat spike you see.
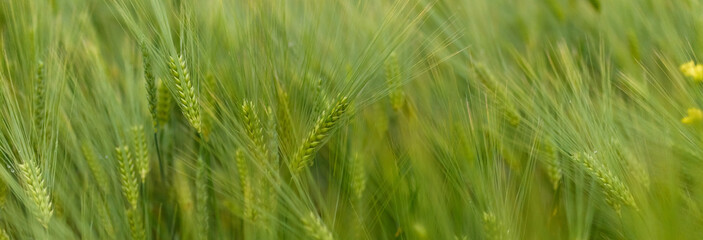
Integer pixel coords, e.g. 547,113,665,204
242,100,268,161
385,52,405,111
126,207,145,240
351,154,366,200
542,138,562,190
168,54,201,132
17,159,53,229
612,139,650,189
482,211,505,240
275,81,294,146
156,79,172,127
97,200,115,239
195,156,209,240
141,42,157,129
33,61,46,134
116,146,139,208
236,149,256,221
573,153,637,213
131,126,149,182
301,212,335,240
290,96,349,173
81,143,110,193
242,180,258,222
264,107,280,216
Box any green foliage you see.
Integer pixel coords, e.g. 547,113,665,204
1,0,703,239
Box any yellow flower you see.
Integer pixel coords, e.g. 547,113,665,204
680,61,703,81
682,108,703,125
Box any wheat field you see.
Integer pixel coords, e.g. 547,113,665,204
0,0,702,239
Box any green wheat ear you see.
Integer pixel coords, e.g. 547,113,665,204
168,54,201,132
126,207,145,240
302,212,335,240
350,154,366,200
572,153,637,214
195,155,209,240
131,125,149,183
385,52,405,112
290,96,350,174
33,61,46,135
156,78,172,127
141,42,157,129
542,138,561,190
17,159,53,229
81,143,110,193
482,211,505,240
241,100,267,161
115,146,139,208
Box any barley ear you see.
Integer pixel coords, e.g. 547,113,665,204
97,200,115,238
542,138,561,190
131,126,150,182
275,81,294,146
81,143,110,193
168,54,201,132
290,96,350,174
572,153,637,214
301,212,335,240
116,146,139,208
350,154,366,200
385,52,405,112
126,207,145,240
612,139,650,189
156,78,172,127
195,155,209,240
17,159,53,229
482,211,505,240
237,149,257,222
141,42,157,129
242,100,268,161
33,61,47,135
